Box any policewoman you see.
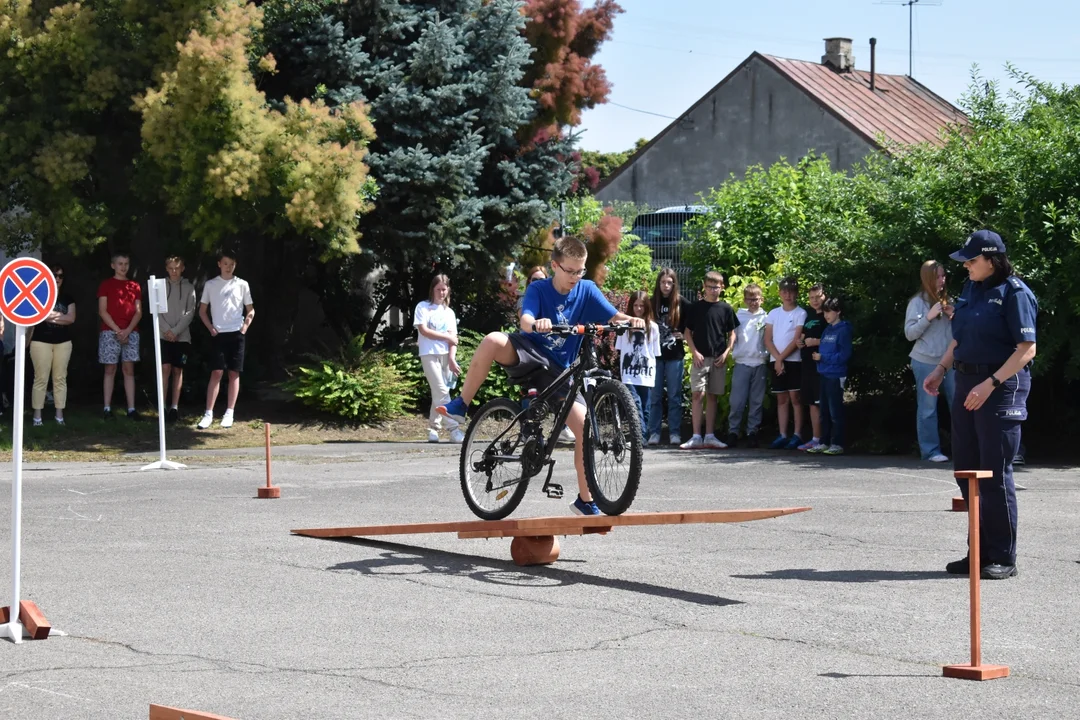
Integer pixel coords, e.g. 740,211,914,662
923,230,1037,580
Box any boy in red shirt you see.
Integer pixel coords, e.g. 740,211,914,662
97,252,143,419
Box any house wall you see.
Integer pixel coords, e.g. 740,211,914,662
595,57,878,206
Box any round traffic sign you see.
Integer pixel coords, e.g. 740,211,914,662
0,257,59,326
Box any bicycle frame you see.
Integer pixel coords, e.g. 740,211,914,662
471,324,624,495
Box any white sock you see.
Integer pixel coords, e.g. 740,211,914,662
170,405,178,410
704,433,716,439
104,406,111,412
223,409,234,416
811,437,820,443
128,408,135,413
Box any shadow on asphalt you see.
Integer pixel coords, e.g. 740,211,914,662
324,537,743,607
819,672,939,679
731,568,952,582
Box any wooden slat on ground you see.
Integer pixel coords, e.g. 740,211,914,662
150,703,238,720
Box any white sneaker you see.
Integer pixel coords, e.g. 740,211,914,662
197,412,213,429
427,429,440,443
703,434,728,449
680,435,703,449
450,428,465,444
669,435,683,447
646,433,661,446
220,413,234,429
559,426,575,444
928,453,950,463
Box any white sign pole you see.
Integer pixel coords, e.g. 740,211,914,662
2,326,27,642
141,276,185,471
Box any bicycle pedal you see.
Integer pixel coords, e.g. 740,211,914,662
544,483,564,499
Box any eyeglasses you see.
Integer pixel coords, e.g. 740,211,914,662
54,274,64,279
703,284,722,290
554,261,587,278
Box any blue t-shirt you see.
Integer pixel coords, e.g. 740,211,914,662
952,276,1038,365
520,278,618,368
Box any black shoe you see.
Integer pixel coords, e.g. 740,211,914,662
127,409,141,421
945,556,996,575
103,409,114,421
166,407,178,423
745,433,759,448
981,563,1018,580
726,432,739,448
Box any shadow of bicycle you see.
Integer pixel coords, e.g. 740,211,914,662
325,537,743,607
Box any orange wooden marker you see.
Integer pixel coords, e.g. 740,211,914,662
952,496,967,512
150,704,239,720
943,470,1009,681
257,422,280,499
0,600,51,640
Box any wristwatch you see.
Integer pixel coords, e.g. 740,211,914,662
990,375,1002,388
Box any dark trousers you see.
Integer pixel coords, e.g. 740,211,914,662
819,376,845,446
626,384,649,438
952,368,1029,565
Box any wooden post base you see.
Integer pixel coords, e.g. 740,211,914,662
0,601,51,640
150,703,238,719
943,664,1009,681
257,486,281,499
952,497,967,512
510,536,560,566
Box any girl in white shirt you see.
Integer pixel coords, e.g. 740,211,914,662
615,291,662,438
414,275,463,443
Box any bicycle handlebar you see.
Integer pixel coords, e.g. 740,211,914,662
546,322,632,337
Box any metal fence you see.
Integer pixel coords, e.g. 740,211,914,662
623,202,707,295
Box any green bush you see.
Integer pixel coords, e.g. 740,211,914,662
604,234,654,293
282,336,417,422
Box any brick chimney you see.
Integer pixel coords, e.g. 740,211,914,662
822,37,855,73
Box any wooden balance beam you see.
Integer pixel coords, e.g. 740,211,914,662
293,507,811,566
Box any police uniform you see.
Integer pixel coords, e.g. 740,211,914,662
949,235,1038,572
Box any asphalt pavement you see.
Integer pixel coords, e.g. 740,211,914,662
0,442,1077,719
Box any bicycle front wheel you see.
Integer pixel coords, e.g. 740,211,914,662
583,380,643,515
460,398,531,520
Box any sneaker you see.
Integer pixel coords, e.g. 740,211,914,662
1012,453,1026,466
646,433,661,446
981,563,1018,580
703,434,727,449
784,434,803,450
127,409,141,421
768,435,789,449
103,409,114,421
680,435,703,449
197,412,213,429
437,397,469,425
797,439,820,451
669,435,683,447
449,428,465,444
559,426,576,444
745,433,759,448
55,417,65,426
806,443,828,454
571,495,601,516
220,413,234,429
427,429,440,443
726,432,738,448
822,444,844,455
166,407,179,424
32,417,42,427
928,453,949,463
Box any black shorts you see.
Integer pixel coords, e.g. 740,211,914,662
770,360,803,394
504,333,583,405
211,331,246,373
801,360,820,404
159,340,190,368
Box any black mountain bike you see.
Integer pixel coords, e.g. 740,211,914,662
459,323,644,520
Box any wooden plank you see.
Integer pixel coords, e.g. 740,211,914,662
293,507,811,540
150,703,239,720
0,602,51,640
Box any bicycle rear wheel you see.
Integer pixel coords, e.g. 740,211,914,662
583,380,643,515
460,398,531,520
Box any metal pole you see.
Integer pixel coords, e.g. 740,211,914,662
8,325,27,643
151,276,168,464
909,0,915,77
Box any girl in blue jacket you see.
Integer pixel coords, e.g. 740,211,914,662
811,298,853,455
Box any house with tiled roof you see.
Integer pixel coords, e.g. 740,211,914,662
594,38,967,206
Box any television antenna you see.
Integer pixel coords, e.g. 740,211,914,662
878,0,942,78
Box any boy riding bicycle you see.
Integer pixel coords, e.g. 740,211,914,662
438,236,644,516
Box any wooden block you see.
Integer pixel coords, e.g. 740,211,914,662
954,470,993,480
952,497,967,512
257,486,281,499
942,664,1009,681
150,703,240,720
0,602,51,640
510,536,560,566
18,600,50,640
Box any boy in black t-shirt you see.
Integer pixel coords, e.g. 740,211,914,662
681,271,739,449
796,283,827,451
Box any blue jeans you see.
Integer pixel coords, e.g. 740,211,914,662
819,376,845,447
911,359,956,459
647,357,684,440
626,384,649,438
